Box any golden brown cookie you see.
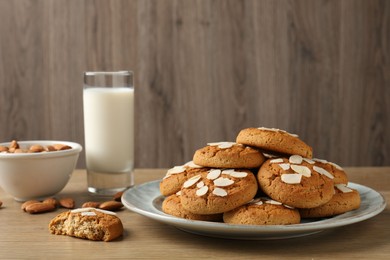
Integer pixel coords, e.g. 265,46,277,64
236,127,313,158
193,142,265,168
49,208,123,242
159,162,207,196
180,169,258,214
257,156,335,208
162,194,222,221
299,184,361,218
223,198,300,225
312,158,348,184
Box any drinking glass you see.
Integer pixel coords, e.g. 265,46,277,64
83,71,134,195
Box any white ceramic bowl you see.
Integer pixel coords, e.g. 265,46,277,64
0,140,82,201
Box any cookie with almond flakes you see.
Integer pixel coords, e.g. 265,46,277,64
180,169,258,214
236,127,313,158
257,156,335,208
159,162,207,196
299,184,361,218
193,142,265,168
162,194,222,221
223,198,300,225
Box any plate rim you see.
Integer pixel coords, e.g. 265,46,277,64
122,179,387,239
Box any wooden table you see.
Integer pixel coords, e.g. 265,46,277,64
0,168,389,259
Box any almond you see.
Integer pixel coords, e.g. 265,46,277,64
0,145,8,152
21,200,40,211
53,144,72,151
113,191,124,202
59,198,75,209
99,201,123,211
0,200,3,207
29,145,45,153
25,202,56,214
43,197,58,207
82,201,101,208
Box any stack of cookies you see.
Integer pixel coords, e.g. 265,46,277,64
159,127,361,225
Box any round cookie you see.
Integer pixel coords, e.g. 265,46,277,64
162,194,222,222
160,161,207,196
299,184,361,218
312,158,348,184
193,142,265,168
257,155,335,208
236,127,313,159
180,169,258,214
223,198,300,225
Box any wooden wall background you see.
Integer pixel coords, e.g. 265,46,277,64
0,0,389,168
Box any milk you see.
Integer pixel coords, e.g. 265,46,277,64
83,87,134,173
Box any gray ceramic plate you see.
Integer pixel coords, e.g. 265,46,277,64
122,180,386,240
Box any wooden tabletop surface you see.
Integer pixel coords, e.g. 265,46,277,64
0,168,389,259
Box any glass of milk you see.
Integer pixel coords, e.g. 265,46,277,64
83,71,134,195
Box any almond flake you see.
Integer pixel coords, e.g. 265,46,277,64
197,181,205,188
207,169,221,180
81,211,97,216
183,175,201,188
221,169,235,175
207,142,236,149
278,163,290,171
196,185,209,196
335,184,353,193
281,173,302,184
228,171,248,178
94,208,117,215
71,208,94,213
313,158,328,164
329,161,343,170
270,158,284,164
313,166,334,179
213,177,234,187
167,166,186,175
176,190,182,196
212,188,228,197
265,199,283,205
289,155,303,164
184,161,203,168
284,204,295,209
291,164,311,177
254,200,263,206
303,158,315,164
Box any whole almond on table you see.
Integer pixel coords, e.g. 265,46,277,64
59,198,75,209
113,191,124,202
82,201,101,208
99,201,123,211
21,200,40,211
25,202,56,214
0,200,3,207
43,197,58,207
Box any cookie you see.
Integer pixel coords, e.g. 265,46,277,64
160,161,207,196
162,193,222,221
223,198,300,225
312,158,348,184
236,127,313,158
193,142,265,168
257,155,335,208
49,208,123,242
299,184,361,218
180,169,258,214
